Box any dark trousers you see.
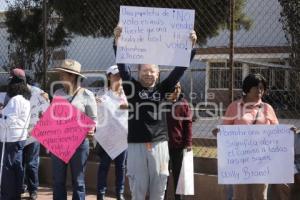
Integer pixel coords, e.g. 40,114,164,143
96,143,127,196
169,148,184,200
51,138,89,200
0,141,25,200
23,141,40,193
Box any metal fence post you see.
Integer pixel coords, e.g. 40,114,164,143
43,0,48,90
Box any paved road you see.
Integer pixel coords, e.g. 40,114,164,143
21,187,117,200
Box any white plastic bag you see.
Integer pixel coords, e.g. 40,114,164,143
176,149,194,195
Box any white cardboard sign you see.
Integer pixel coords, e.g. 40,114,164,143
217,125,294,184
176,150,194,195
116,6,195,67
94,92,128,159
0,92,6,104
26,92,50,146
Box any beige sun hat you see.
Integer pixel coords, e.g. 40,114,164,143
55,59,86,78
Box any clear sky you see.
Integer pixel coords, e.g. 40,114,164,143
0,1,8,12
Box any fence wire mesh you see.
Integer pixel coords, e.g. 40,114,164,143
0,0,299,161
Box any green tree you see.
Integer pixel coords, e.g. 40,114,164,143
278,0,300,68
278,0,300,111
51,0,251,45
5,0,70,83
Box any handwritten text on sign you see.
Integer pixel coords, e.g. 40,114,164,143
31,96,95,163
26,92,50,146
29,93,50,131
116,6,195,67
217,125,294,184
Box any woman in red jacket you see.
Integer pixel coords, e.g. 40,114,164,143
166,82,192,200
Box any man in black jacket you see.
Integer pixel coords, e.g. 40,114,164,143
114,25,197,200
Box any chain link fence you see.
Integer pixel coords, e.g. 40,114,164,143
1,0,299,177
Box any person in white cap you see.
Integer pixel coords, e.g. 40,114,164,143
52,59,97,200
95,65,128,200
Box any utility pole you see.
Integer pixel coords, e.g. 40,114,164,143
229,0,235,102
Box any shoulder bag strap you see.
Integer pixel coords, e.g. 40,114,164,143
253,103,263,125
69,87,83,103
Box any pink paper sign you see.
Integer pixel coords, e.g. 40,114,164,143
31,96,95,163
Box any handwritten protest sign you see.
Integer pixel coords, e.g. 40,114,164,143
29,93,49,127
94,92,128,159
31,96,95,163
0,92,6,104
217,125,294,184
116,6,195,67
26,92,50,146
176,150,194,195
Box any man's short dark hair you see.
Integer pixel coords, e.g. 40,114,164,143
242,73,267,94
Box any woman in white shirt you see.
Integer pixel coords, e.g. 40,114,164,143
95,65,128,200
0,69,31,200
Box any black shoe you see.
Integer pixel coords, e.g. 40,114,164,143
175,194,183,200
97,193,105,200
21,184,28,194
117,193,125,200
29,191,38,200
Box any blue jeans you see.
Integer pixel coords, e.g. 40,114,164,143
226,185,233,200
23,141,40,193
51,138,89,200
96,143,127,196
0,141,25,200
